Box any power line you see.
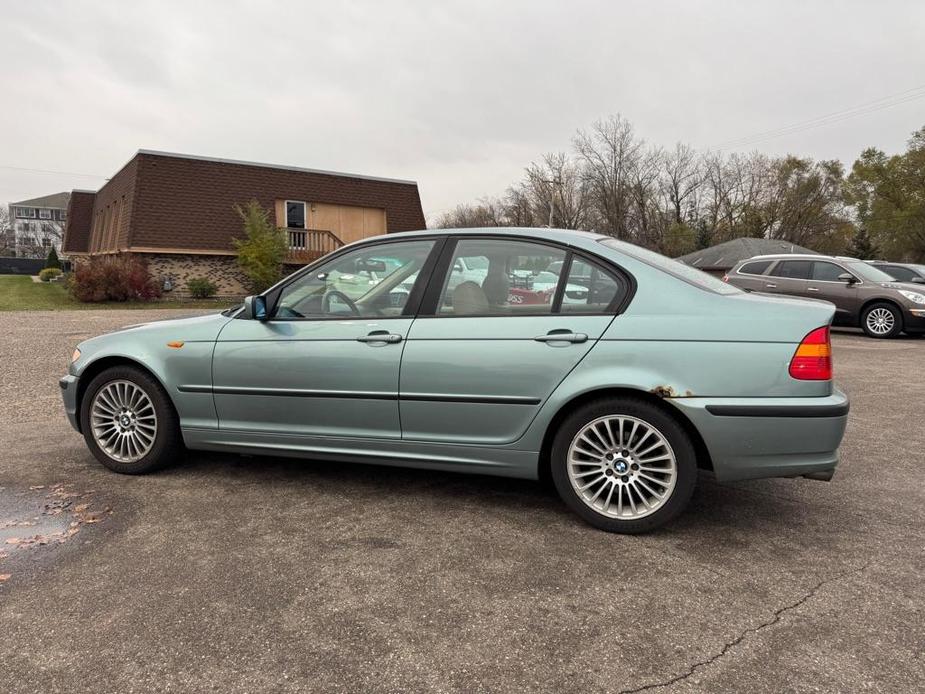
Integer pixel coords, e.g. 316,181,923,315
712,84,925,150
0,164,108,180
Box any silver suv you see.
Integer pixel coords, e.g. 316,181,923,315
726,254,925,338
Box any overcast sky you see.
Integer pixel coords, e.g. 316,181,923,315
2,0,924,221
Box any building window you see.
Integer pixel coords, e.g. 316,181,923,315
286,201,306,229
14,207,35,218
42,238,51,249
39,208,52,219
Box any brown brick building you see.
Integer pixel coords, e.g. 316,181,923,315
62,150,426,296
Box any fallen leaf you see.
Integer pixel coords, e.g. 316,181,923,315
4,538,21,545
74,503,90,513
0,551,8,559
29,485,45,490
0,574,10,582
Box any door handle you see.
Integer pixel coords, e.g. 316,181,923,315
534,331,588,344
356,331,403,344
765,283,777,288
807,287,819,292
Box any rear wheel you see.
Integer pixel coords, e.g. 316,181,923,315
79,366,183,474
861,303,902,339
550,397,697,533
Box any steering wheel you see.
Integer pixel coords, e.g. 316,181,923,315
322,289,360,316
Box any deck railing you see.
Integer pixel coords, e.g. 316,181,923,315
286,228,343,264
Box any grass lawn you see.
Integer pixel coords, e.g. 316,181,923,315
0,275,239,311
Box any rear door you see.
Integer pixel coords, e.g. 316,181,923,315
729,259,775,291
398,237,628,445
766,259,813,297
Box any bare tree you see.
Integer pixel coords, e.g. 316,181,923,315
524,152,589,230
0,207,14,256
574,115,646,240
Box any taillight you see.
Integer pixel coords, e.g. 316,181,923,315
789,326,832,380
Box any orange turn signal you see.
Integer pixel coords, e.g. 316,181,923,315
788,327,832,380
166,341,185,349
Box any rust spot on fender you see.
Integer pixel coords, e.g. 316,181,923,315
650,386,694,398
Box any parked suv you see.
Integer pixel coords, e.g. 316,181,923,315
726,254,925,338
867,261,925,285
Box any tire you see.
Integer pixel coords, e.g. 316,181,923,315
79,365,183,474
861,302,903,339
550,397,697,533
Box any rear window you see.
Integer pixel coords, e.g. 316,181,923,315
738,260,772,275
599,238,741,295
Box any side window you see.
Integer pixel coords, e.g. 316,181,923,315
738,260,772,275
771,260,813,280
811,262,848,282
436,239,566,316
274,240,435,319
559,257,623,313
881,265,915,282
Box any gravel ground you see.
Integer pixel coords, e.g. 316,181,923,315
0,310,923,693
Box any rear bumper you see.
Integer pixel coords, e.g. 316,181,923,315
669,388,849,482
59,375,80,433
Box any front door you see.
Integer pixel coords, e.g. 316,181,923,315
399,237,627,445
212,238,437,439
806,260,860,326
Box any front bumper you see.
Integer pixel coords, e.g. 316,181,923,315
669,388,849,482
902,308,925,334
60,374,80,433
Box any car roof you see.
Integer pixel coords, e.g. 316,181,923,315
741,253,860,262
369,227,609,245
867,260,919,267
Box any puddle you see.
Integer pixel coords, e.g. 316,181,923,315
0,483,110,585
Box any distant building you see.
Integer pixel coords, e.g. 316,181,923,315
63,150,425,297
676,237,820,276
8,192,70,258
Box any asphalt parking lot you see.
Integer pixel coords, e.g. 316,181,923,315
1,309,923,693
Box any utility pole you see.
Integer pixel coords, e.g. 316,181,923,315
538,177,563,228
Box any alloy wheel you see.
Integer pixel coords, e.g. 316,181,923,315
567,415,677,520
866,307,895,336
90,380,158,462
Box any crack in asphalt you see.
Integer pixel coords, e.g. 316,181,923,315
618,560,873,694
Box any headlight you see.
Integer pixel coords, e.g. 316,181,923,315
71,348,81,363
898,290,925,305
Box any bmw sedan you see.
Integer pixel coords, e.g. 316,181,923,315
60,229,849,533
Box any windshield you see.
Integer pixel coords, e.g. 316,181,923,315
845,261,896,283
600,238,741,295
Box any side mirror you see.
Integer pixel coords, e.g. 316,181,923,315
837,272,858,284
242,295,268,320
911,277,925,285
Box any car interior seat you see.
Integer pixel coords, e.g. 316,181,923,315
453,281,490,315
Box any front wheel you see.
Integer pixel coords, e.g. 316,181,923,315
550,397,697,533
861,303,903,339
79,366,183,474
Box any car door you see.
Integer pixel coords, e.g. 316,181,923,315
765,259,813,296
807,260,860,325
729,259,775,292
212,238,439,439
398,237,627,445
